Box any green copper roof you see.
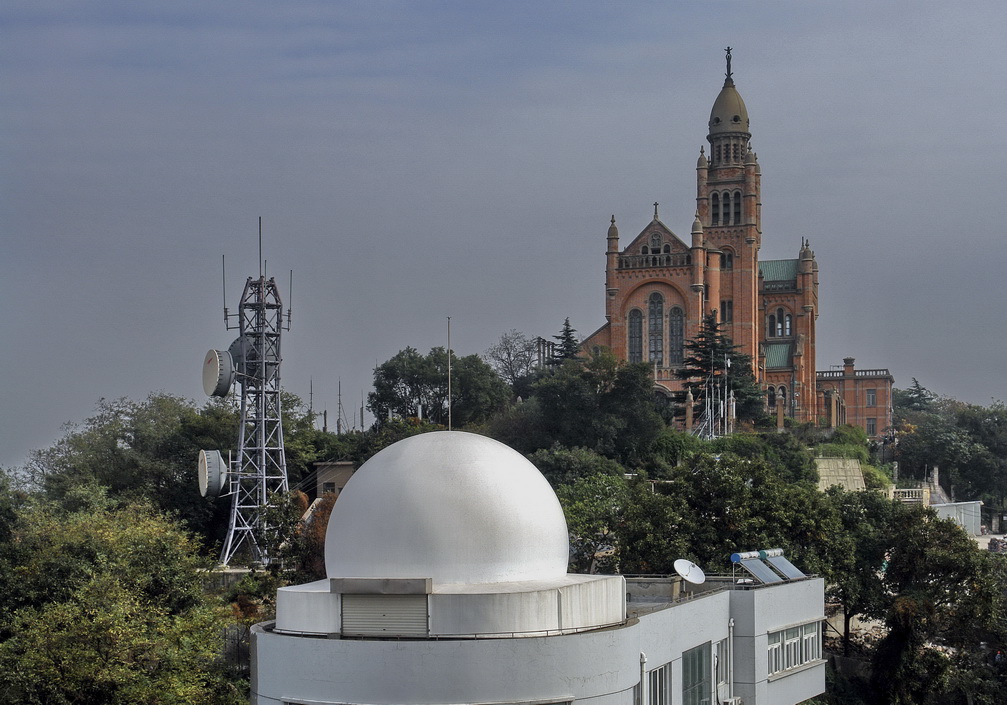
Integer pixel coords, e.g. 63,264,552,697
764,342,793,369
759,259,798,281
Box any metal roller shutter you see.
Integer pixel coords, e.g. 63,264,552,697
341,594,428,637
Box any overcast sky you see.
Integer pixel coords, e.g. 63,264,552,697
3,1,1007,468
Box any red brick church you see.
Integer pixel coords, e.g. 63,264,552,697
582,51,891,437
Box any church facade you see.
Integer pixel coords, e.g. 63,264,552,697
583,54,821,425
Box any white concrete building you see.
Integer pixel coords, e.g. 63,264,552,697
251,431,825,705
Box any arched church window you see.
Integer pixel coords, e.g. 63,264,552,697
648,293,664,366
784,314,793,336
641,246,649,255
722,250,734,269
722,191,732,225
733,190,742,224
628,310,643,363
711,193,720,226
663,244,671,254
768,314,777,338
776,308,785,337
779,386,787,408
767,387,777,408
669,306,684,364
650,234,662,250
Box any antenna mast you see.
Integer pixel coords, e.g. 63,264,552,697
216,218,292,566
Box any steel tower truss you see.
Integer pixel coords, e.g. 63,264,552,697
220,275,290,566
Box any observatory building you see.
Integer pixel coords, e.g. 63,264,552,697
251,431,824,705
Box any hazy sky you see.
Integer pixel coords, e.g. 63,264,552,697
4,1,1007,468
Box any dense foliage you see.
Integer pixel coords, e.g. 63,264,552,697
0,480,243,705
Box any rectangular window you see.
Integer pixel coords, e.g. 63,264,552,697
866,418,877,436
716,638,730,687
720,300,733,322
866,388,877,407
648,662,672,705
322,482,336,494
683,642,711,705
768,622,821,676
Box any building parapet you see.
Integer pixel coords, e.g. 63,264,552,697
618,253,691,269
817,369,892,379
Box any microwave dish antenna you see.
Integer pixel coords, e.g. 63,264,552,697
198,449,228,498
202,349,235,397
674,558,707,585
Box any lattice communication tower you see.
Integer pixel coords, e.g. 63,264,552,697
199,244,292,566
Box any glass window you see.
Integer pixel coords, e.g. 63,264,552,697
716,638,730,687
648,662,672,705
629,310,643,363
768,622,822,676
733,190,742,224
720,300,733,323
866,389,877,407
648,293,664,366
776,308,785,337
867,418,877,436
683,643,711,705
784,314,792,336
768,314,777,338
668,307,684,364
767,387,776,408
711,193,720,226
722,250,734,269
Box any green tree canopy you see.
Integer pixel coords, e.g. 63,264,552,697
367,347,508,428
0,484,243,705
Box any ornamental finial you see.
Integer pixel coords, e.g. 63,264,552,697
725,46,733,80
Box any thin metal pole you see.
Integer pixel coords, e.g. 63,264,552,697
447,316,452,430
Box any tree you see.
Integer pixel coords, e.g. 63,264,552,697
869,505,1007,704
557,473,629,573
527,351,664,462
551,317,580,364
367,347,508,428
484,329,538,387
674,314,763,421
16,393,238,544
0,487,244,704
527,445,625,487
822,487,896,655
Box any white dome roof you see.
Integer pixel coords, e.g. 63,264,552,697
325,431,570,585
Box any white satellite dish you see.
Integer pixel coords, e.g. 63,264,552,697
202,349,235,397
198,449,227,498
674,558,707,585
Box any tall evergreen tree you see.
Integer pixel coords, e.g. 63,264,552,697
551,318,580,365
673,313,763,421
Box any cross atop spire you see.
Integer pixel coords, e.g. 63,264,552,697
653,202,660,220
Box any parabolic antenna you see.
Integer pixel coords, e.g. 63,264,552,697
674,558,707,585
202,349,235,397
198,449,227,498
228,335,277,381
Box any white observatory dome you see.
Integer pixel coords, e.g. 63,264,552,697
325,431,570,585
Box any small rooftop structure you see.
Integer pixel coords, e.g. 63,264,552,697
815,457,867,492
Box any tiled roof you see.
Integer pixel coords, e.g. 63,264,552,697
759,259,798,281
764,342,793,369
